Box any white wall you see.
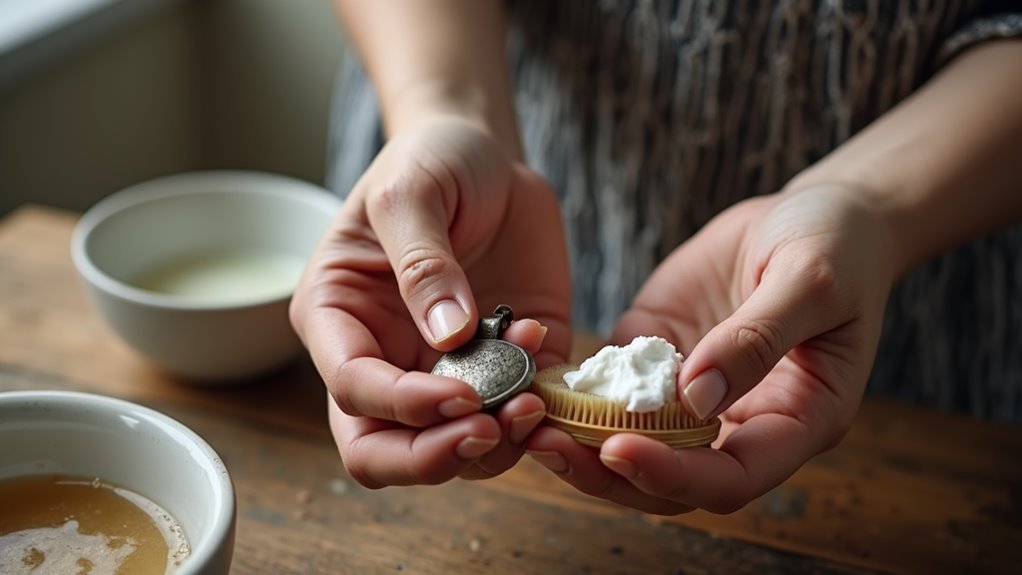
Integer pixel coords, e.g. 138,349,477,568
0,2,200,215
0,0,346,216
197,0,345,184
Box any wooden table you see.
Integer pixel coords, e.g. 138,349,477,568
2,205,1020,574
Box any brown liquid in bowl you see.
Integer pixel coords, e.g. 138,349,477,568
0,474,189,575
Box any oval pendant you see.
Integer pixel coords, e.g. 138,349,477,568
431,305,537,409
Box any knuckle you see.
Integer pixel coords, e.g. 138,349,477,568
799,254,842,304
326,359,359,415
731,320,785,375
342,444,383,489
327,358,396,422
328,381,358,417
390,375,422,426
343,462,377,489
365,179,410,216
365,173,442,219
396,248,454,298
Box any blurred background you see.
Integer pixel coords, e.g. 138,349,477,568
0,0,346,217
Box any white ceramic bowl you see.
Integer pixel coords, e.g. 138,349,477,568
0,390,235,575
71,171,340,382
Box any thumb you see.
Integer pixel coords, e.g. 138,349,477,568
363,171,477,351
679,261,842,420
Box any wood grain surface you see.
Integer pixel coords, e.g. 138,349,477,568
2,205,1020,574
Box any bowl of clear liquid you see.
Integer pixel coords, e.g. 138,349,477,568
71,171,340,382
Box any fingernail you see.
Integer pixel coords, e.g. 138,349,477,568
527,450,570,474
456,436,499,459
509,410,546,445
599,454,638,478
438,397,480,419
428,300,469,343
683,368,728,420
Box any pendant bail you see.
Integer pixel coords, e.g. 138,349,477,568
477,304,513,339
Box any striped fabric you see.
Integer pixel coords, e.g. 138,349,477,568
327,1,1022,421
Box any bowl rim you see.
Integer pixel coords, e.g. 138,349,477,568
70,170,341,312
0,389,235,575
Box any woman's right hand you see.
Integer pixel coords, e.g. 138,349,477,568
290,116,572,487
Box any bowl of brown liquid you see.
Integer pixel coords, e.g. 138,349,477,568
0,391,235,575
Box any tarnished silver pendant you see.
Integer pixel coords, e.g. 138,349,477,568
431,304,536,409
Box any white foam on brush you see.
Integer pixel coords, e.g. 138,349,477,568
562,336,683,413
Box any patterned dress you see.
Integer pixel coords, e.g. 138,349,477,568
327,1,1022,421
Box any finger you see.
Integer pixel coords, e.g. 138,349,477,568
306,306,482,427
334,357,487,427
503,316,568,370
452,316,547,480
600,413,822,513
329,401,501,488
362,166,477,350
526,427,693,515
329,317,548,430
454,319,550,479
459,392,546,480
679,255,847,420
502,318,547,354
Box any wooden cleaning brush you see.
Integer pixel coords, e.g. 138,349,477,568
531,364,721,448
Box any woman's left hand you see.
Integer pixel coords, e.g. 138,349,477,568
527,183,896,514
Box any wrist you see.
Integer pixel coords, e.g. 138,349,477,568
383,79,522,160
781,172,909,282
785,41,1022,280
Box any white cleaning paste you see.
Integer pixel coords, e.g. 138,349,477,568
562,336,683,413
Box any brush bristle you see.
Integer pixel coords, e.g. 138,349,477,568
532,365,701,429
531,364,720,448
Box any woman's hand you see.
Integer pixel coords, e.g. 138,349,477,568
291,117,572,487
527,183,895,514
